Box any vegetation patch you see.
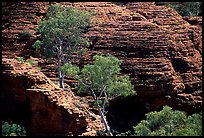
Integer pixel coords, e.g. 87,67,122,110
33,4,92,88
131,106,202,136
2,121,27,136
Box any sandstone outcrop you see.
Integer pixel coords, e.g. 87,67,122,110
2,58,104,136
2,2,50,58
2,2,202,134
66,2,202,113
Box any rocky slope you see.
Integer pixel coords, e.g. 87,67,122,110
2,57,104,136
2,2,202,135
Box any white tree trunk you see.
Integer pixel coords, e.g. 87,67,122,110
98,107,113,136
60,72,65,89
91,89,113,136
57,45,65,89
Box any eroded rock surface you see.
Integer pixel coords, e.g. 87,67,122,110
66,2,202,112
2,1,202,135
2,58,103,136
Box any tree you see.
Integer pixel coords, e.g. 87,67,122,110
133,106,202,136
33,4,92,88
61,54,136,136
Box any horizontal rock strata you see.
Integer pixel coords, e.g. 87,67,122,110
2,58,103,136
2,2,202,134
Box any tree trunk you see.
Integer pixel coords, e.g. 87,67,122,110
98,107,113,136
60,72,65,89
61,45,65,89
90,89,113,136
57,46,65,89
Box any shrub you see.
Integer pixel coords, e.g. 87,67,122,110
167,2,202,16
2,121,27,136
32,40,42,57
26,59,38,66
16,57,25,63
36,67,41,72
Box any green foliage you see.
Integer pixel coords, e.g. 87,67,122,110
61,62,80,77
36,4,92,58
63,54,136,98
16,57,25,63
93,99,103,107
77,48,87,58
107,75,135,97
16,57,38,67
62,54,135,136
81,54,136,97
26,59,38,66
32,40,42,49
19,31,32,39
32,40,42,57
79,54,122,94
2,121,27,136
133,106,202,136
168,2,202,16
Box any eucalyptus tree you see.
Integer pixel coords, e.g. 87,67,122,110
33,4,91,88
133,106,202,136
61,54,136,136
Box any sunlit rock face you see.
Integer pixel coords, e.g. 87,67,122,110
2,2,202,134
2,58,104,136
67,2,202,113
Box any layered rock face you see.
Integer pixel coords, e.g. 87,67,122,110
2,58,104,136
64,2,202,131
63,2,202,113
2,2,50,58
2,1,202,134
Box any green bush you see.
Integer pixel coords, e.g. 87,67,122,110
68,54,136,98
16,57,25,63
167,2,202,16
32,40,42,57
60,62,80,77
133,106,202,136
26,59,38,66
2,121,27,136
36,67,41,72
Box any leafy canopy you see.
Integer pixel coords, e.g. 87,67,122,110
60,62,80,77
133,106,202,136
62,54,136,98
34,4,92,58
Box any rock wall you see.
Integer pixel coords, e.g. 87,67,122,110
2,2,50,58
2,58,104,136
2,1,202,134
66,2,202,112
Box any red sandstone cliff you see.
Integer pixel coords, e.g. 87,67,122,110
2,2,202,135
2,58,103,136
67,2,202,112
